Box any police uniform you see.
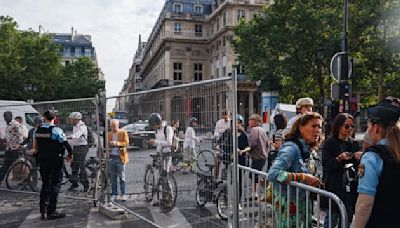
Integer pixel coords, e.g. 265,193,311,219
357,102,400,227
35,122,71,219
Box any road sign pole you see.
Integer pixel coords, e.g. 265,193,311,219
339,0,350,113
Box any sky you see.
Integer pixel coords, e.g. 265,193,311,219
0,0,165,109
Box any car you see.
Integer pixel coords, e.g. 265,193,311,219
122,122,155,150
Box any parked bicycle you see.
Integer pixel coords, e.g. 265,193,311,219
5,144,40,191
195,161,229,220
144,152,178,213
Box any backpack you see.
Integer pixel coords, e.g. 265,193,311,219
164,125,177,152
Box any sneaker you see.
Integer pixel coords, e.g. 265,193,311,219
111,195,118,201
47,211,65,220
40,213,46,220
121,195,128,201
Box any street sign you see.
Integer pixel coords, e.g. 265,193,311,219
331,83,340,100
330,52,352,82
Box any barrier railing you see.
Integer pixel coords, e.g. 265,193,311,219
231,165,348,228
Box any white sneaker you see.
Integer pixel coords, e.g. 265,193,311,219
111,195,118,201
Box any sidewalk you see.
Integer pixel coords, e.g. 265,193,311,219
0,189,155,228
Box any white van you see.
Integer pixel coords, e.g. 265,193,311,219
0,100,41,156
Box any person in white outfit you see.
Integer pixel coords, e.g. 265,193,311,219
148,113,174,173
183,117,201,172
214,111,230,139
283,97,314,137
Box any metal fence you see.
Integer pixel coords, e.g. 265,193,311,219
104,77,234,227
233,165,348,228
0,97,101,201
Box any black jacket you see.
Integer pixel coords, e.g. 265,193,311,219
321,136,360,211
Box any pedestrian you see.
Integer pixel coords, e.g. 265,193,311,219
267,130,284,171
148,113,174,207
148,113,174,172
283,97,314,136
354,102,400,228
107,119,129,201
15,116,28,139
67,112,89,192
0,111,25,185
267,112,323,227
247,113,268,198
214,111,230,139
33,110,73,220
183,117,201,173
321,113,362,228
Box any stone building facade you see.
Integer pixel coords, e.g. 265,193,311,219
121,0,270,126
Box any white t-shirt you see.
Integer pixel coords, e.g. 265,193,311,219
154,121,174,153
183,126,200,149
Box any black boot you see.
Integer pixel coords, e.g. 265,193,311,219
47,211,66,220
41,213,46,220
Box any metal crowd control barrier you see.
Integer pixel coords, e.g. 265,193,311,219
230,165,348,228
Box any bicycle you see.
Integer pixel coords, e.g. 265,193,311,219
5,144,40,191
92,153,108,207
143,152,178,213
195,161,229,220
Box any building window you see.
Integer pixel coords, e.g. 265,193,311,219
223,67,226,76
174,23,182,33
64,47,70,56
194,5,203,14
75,48,81,57
194,63,203,81
216,17,220,31
195,24,202,36
84,48,91,57
173,3,183,13
173,63,182,80
237,10,246,21
223,12,227,26
223,36,226,47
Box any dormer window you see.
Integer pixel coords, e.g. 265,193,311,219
173,3,183,13
194,5,203,14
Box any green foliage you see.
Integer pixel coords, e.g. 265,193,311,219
233,0,400,106
0,16,104,101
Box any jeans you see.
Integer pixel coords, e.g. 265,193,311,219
109,157,126,195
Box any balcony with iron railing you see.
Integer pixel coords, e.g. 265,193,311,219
164,30,209,40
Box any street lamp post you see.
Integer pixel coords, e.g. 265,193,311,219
316,48,325,113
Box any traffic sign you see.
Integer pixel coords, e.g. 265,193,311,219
331,83,340,101
330,52,352,82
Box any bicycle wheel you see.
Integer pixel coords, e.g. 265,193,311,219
5,161,32,191
92,169,107,207
195,179,208,207
216,184,229,220
144,165,155,202
196,150,215,172
158,173,178,213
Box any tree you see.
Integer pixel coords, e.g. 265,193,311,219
0,16,63,101
0,16,105,101
57,57,105,99
233,0,400,107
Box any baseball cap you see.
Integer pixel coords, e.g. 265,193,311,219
296,97,314,108
367,103,400,125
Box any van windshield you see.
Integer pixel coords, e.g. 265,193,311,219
25,113,40,127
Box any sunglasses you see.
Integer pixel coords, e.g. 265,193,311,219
344,124,355,129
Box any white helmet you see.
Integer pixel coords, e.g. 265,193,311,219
69,112,82,120
296,97,314,108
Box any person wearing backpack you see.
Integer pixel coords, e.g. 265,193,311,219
148,113,174,173
354,101,400,228
321,113,363,228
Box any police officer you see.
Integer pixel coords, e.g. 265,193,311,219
354,101,400,228
33,110,72,220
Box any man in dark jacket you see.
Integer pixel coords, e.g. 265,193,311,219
33,110,72,220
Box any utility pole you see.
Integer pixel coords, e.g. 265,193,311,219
339,0,350,113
